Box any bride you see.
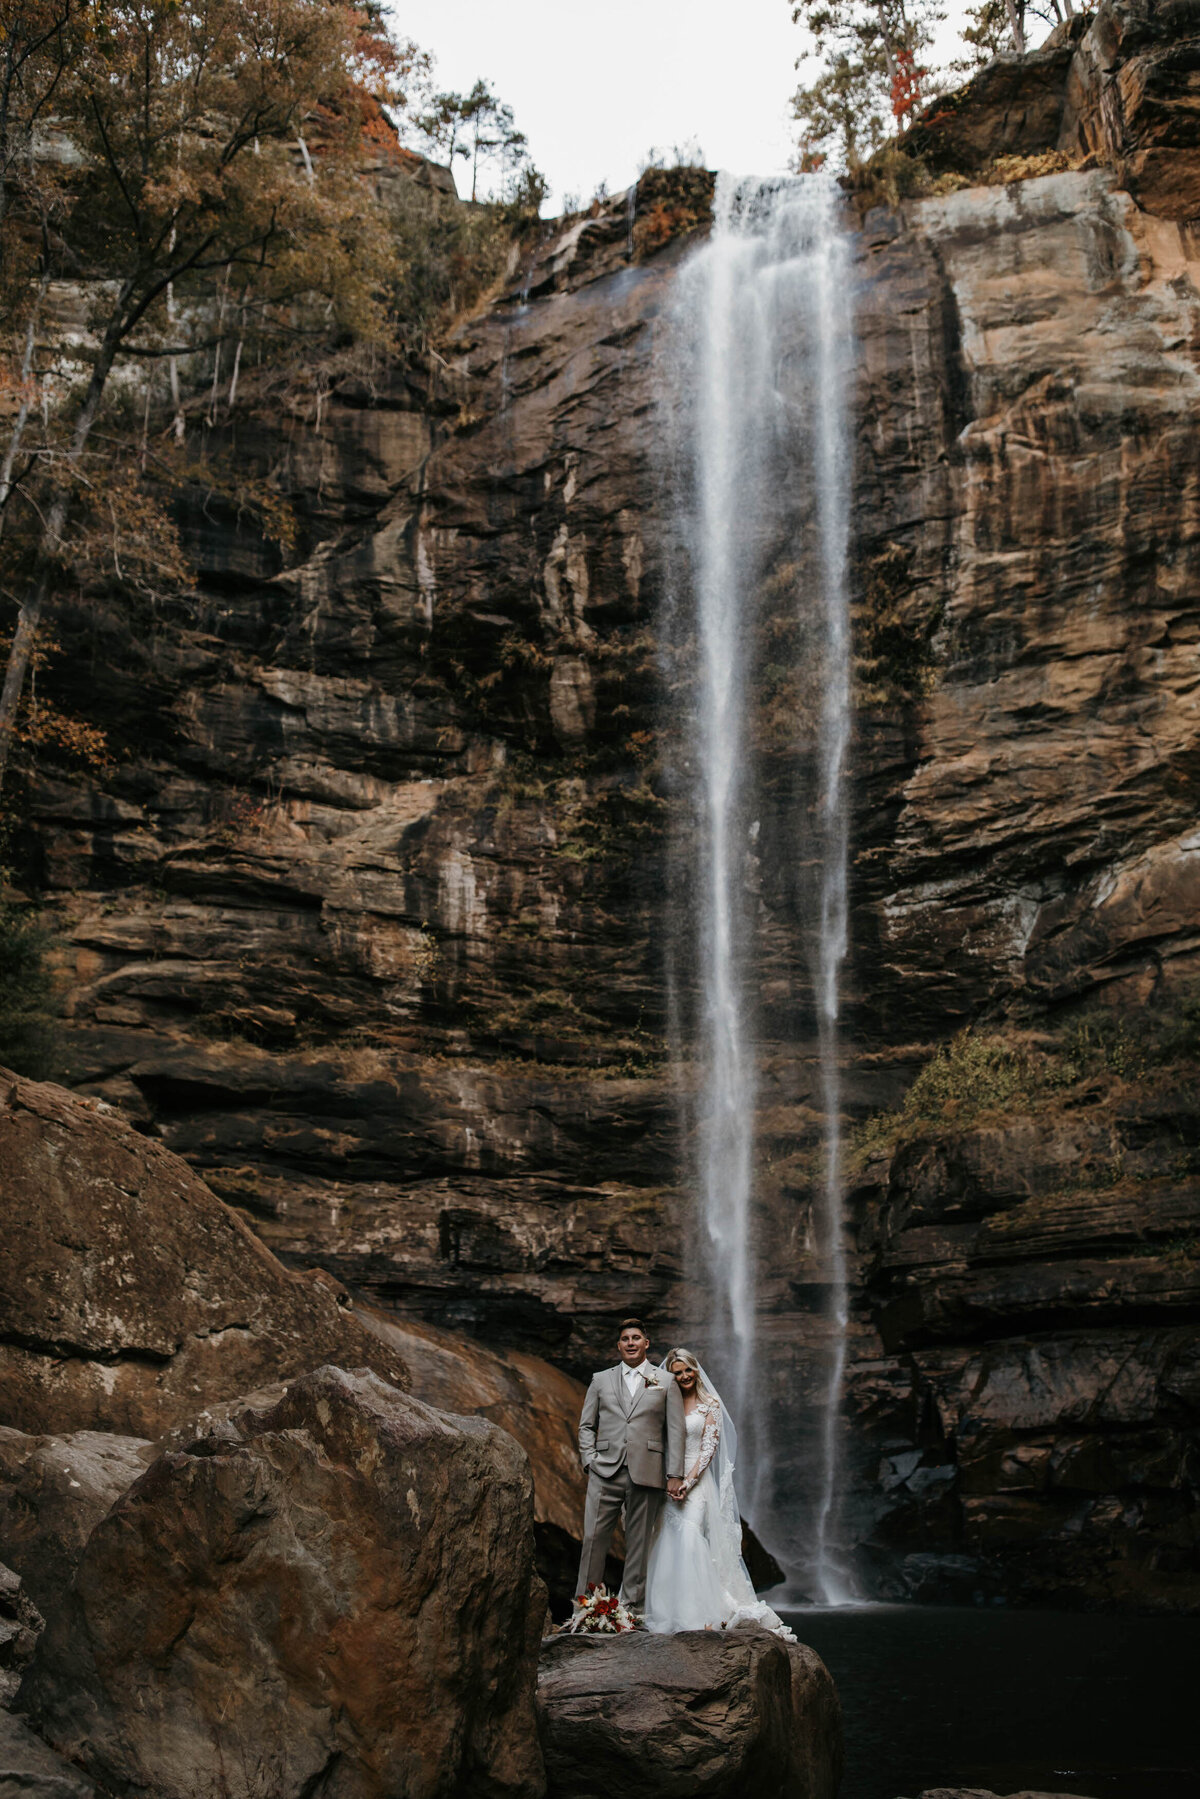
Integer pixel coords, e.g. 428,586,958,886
643,1347,794,1639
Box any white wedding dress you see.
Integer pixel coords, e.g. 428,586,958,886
643,1396,794,1639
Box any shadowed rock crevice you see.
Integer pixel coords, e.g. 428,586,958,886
0,1333,175,1367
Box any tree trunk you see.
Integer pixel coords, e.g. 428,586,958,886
1004,0,1027,53
0,282,47,535
0,529,57,798
0,312,124,799
875,4,899,83
228,335,244,408
168,281,184,443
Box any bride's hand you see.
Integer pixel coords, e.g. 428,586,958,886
666,1477,686,1500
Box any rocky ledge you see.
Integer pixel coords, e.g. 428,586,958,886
0,1066,410,1438
537,1627,842,1799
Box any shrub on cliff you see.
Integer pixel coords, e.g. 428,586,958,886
0,880,56,1080
855,991,1200,1166
389,175,533,350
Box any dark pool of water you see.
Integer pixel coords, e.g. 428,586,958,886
781,1604,1200,1799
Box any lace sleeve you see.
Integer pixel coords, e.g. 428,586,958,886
684,1401,720,1489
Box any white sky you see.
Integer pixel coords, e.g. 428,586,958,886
391,1,1038,214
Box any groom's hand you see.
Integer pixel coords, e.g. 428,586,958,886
667,1478,685,1500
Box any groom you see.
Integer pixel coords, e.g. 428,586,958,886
577,1317,686,1613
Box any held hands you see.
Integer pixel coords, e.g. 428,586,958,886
666,1477,687,1502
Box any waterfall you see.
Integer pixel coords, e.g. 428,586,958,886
670,172,854,1601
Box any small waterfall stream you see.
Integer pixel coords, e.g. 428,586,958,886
670,172,855,1601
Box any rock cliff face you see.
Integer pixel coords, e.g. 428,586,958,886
834,156,1200,1601
18,6,1200,1603
30,171,698,1370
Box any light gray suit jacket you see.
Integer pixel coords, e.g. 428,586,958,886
578,1363,685,1489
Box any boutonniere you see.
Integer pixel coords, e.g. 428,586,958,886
641,1371,661,1387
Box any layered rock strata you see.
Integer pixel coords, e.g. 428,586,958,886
829,37,1200,1599
25,173,706,1376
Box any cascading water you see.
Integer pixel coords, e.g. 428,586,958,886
669,172,855,1603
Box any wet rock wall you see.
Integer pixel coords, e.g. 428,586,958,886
19,12,1200,1604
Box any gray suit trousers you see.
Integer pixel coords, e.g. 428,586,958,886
577,1463,663,1610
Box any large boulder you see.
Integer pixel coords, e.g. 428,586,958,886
1060,0,1200,217
0,1427,155,1628
352,1310,612,1610
165,1310,618,1618
0,1071,408,1438
536,1627,841,1799
20,1366,546,1799
353,1309,585,1542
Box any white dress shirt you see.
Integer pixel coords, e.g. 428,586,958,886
622,1358,646,1401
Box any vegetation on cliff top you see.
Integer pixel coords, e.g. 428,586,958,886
0,0,543,808
790,0,1081,170
790,0,944,168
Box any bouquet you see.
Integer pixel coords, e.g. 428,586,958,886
559,1582,637,1634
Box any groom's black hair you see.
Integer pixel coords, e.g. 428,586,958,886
619,1317,649,1337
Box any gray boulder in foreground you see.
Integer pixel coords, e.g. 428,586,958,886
0,1710,95,1799
0,1563,42,1709
537,1626,842,1799
20,1366,546,1799
0,1428,155,1630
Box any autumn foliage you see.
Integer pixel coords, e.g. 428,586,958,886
0,0,443,799
891,48,926,123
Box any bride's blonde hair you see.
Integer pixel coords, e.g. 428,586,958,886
665,1347,717,1404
